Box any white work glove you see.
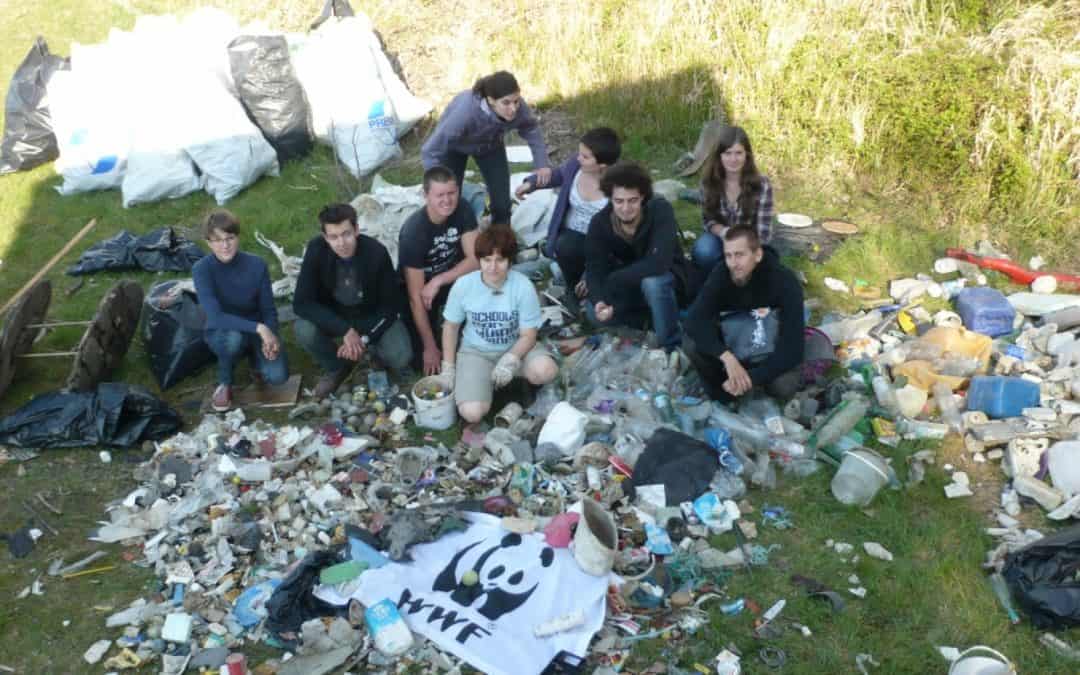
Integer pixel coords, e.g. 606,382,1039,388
491,352,521,388
438,360,456,386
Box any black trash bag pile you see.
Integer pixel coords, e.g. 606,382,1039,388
626,428,718,505
228,35,313,164
142,280,214,389
1003,523,1080,629
265,549,348,639
67,227,206,276
0,382,181,448
0,37,68,174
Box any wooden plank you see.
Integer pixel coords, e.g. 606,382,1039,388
199,374,302,413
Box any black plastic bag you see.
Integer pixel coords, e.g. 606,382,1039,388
1003,523,1080,629
0,37,68,174
67,227,205,276
0,382,181,448
228,35,312,163
626,428,718,505
142,280,213,389
265,549,347,637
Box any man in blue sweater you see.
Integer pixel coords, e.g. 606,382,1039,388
294,203,413,399
192,210,289,412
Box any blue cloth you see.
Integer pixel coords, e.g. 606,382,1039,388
443,270,542,352
204,328,288,386
421,91,550,170
192,251,277,334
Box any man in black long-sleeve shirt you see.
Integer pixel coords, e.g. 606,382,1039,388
293,203,413,399
684,225,805,402
583,162,697,350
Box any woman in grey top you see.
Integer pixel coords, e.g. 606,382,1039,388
421,71,551,226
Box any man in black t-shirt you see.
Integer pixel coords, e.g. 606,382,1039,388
398,165,479,375
294,203,414,399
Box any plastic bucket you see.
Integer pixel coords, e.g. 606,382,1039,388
948,646,1015,675
411,376,456,430
831,450,891,506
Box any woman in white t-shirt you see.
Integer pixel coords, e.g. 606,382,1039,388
440,226,559,424
516,127,621,302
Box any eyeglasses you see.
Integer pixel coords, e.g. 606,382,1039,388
208,235,237,245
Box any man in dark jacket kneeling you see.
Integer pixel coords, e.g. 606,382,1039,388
684,225,806,402
293,203,413,399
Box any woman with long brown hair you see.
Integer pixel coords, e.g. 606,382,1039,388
693,126,773,271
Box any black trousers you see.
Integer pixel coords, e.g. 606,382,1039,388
442,146,512,225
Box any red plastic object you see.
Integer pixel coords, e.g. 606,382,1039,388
946,248,1080,288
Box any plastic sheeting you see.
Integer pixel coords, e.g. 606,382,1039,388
1004,523,1080,629
142,280,214,390
0,382,181,448
228,35,313,163
627,428,718,505
0,37,68,174
292,14,430,176
66,227,206,276
265,550,347,638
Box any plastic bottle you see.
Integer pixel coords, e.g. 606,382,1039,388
932,382,964,434
768,437,809,461
871,376,901,416
741,395,785,435
989,573,1020,624
896,417,948,440
809,398,869,452
708,406,771,450
652,386,677,424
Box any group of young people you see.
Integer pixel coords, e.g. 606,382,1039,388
192,70,809,421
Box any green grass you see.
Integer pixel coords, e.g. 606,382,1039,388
1,0,1080,672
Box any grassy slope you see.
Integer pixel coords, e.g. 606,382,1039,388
1,0,1079,672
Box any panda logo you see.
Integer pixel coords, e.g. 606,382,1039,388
432,533,555,621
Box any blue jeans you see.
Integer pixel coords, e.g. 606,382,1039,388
585,273,682,349
294,317,413,374
692,232,724,272
204,329,289,387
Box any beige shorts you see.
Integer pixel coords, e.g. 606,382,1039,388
455,346,554,404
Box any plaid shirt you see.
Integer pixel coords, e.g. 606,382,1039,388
701,175,773,243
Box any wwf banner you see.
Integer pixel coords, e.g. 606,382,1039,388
315,513,613,674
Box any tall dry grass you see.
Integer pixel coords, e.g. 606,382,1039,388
355,0,1078,257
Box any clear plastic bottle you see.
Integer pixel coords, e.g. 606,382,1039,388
871,376,901,416
708,405,771,450
741,394,785,435
896,417,948,439
810,398,869,452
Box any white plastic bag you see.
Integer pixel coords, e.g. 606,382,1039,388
538,402,589,456
183,76,279,204
292,15,403,177
48,59,130,195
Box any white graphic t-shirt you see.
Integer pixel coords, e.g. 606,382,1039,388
443,270,542,352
